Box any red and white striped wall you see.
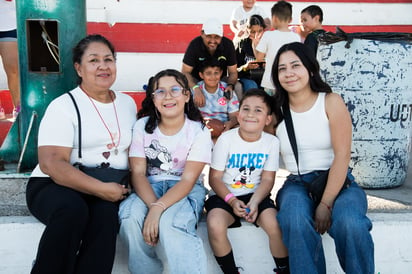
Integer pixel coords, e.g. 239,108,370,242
1,0,412,91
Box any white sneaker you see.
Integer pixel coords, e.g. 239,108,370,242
12,105,20,119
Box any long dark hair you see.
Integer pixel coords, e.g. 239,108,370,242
271,42,332,125
138,69,205,133
72,34,116,84
248,14,266,30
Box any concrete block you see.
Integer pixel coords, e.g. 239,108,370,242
1,214,412,274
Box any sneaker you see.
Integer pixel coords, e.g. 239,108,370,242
0,107,5,120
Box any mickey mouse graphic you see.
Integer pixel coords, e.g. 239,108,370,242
231,166,255,189
145,140,173,172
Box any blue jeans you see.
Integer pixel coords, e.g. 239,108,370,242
276,171,374,274
119,178,207,274
239,78,258,93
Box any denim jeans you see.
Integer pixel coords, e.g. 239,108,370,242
119,178,207,274
276,171,374,274
239,78,258,93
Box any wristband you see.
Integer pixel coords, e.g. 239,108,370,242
320,201,332,212
192,84,199,90
224,193,235,203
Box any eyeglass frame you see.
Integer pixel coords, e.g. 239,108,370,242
152,85,186,99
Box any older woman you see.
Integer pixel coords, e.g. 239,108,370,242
272,42,374,274
26,34,137,274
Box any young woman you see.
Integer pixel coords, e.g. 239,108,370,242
272,42,374,274
119,69,213,274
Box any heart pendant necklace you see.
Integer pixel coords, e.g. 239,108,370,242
81,86,121,155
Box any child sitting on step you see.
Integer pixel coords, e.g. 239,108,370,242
205,88,289,274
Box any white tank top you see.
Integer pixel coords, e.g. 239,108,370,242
277,93,334,175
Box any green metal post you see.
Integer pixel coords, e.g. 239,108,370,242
0,0,86,171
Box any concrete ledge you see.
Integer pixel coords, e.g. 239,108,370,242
2,166,412,273
1,214,412,274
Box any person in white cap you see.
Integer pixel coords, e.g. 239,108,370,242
182,18,238,107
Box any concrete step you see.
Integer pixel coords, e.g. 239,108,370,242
0,213,411,274
1,167,412,273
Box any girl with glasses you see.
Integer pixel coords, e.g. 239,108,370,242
119,69,213,274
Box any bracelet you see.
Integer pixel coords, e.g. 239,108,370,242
320,201,332,212
150,202,166,211
224,193,235,203
192,84,199,90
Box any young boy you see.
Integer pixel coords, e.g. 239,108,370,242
301,5,326,56
205,89,289,274
197,59,239,138
255,1,301,95
230,0,271,45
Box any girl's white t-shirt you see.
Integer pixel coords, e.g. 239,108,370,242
130,116,212,182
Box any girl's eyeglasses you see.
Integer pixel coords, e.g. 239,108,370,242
152,85,185,99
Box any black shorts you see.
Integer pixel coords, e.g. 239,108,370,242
205,193,276,228
0,29,17,39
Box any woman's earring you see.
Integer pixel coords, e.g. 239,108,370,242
155,108,160,119
185,102,190,113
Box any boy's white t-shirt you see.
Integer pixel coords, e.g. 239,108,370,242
256,30,301,90
211,128,279,196
130,116,213,182
31,87,137,177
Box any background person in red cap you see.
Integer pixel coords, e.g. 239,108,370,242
182,18,238,107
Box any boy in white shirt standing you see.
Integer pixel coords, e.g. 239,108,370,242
255,1,301,95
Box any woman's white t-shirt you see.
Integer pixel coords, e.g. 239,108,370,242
31,87,137,177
